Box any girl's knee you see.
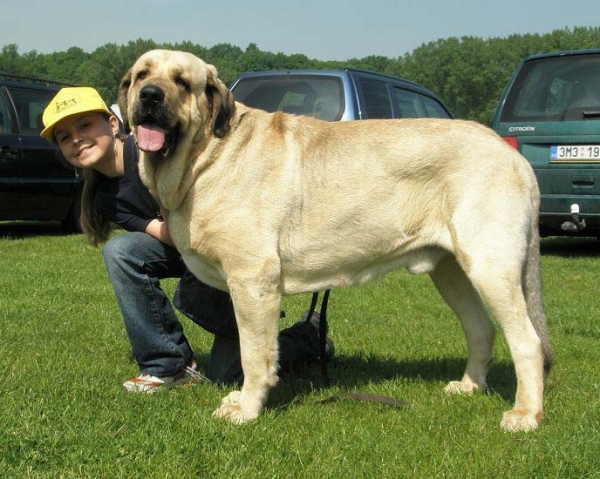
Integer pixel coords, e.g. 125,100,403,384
102,232,144,266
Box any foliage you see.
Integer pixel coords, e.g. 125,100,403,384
0,224,599,477
2,27,600,123
401,26,600,123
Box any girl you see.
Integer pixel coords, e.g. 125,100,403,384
41,86,332,392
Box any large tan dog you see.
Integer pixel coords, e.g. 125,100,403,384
119,49,552,432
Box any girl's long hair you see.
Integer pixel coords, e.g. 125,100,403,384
80,167,112,247
79,122,128,247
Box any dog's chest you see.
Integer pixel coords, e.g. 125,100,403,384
181,250,229,292
169,209,230,291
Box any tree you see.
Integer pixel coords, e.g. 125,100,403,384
0,44,23,75
2,27,600,122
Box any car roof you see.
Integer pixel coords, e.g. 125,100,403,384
0,80,60,92
0,73,67,91
522,48,600,63
233,68,438,96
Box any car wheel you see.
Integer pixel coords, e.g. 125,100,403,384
62,188,82,233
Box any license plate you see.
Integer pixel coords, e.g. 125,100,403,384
550,145,600,162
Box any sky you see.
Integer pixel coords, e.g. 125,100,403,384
2,0,600,61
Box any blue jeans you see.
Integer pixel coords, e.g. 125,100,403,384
102,232,320,384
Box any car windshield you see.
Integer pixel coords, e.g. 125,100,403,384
232,75,344,121
500,53,600,122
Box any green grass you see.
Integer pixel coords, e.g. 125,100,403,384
1,223,599,478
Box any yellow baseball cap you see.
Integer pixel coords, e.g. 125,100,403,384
40,86,112,143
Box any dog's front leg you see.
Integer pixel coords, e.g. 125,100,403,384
212,272,281,424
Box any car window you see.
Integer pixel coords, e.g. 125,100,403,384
500,53,600,122
0,94,11,133
5,86,55,135
232,75,344,121
421,95,452,118
359,78,393,119
392,88,423,118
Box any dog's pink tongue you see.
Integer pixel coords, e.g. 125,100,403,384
136,125,166,152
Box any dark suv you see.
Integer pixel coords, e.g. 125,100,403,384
230,68,452,121
0,75,82,231
491,50,600,237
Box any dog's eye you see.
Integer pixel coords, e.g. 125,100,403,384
136,71,147,81
175,77,190,91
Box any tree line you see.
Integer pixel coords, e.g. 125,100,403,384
1,27,599,124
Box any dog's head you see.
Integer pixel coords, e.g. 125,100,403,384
118,49,235,158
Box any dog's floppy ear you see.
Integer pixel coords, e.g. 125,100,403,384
118,68,132,134
205,65,235,138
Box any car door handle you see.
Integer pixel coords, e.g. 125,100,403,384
572,178,595,188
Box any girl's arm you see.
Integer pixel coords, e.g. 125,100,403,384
144,190,174,247
145,218,174,247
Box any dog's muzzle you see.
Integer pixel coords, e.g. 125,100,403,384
134,84,178,155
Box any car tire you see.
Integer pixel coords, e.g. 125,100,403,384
62,188,83,233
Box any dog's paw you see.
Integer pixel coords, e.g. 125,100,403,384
500,408,541,432
444,380,486,395
220,391,241,406
212,403,258,425
211,391,259,425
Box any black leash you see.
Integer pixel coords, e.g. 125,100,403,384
320,392,405,408
305,290,332,386
318,290,331,386
304,290,406,409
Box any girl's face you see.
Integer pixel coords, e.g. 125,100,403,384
54,112,120,171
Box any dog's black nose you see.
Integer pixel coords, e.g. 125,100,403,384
139,85,165,107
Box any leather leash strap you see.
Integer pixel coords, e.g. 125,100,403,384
306,290,332,386
320,392,405,408
307,291,405,408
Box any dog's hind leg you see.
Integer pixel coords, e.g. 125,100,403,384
461,248,546,432
429,255,495,395
212,262,282,424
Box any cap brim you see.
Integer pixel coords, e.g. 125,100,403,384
41,108,112,144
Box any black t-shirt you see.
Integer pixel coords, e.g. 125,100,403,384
94,136,160,232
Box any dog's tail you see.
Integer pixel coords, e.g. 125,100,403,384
523,205,553,375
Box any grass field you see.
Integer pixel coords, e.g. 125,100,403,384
1,223,599,478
